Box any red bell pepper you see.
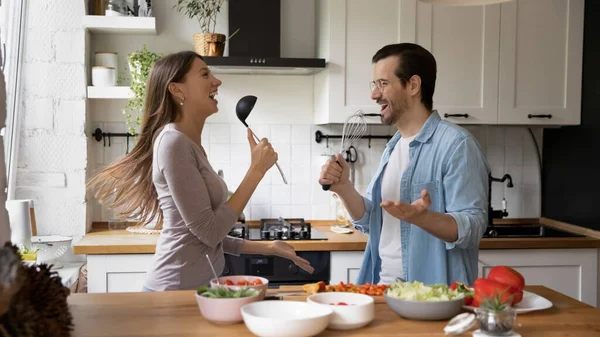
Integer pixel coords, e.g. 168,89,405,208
473,278,522,307
487,266,525,292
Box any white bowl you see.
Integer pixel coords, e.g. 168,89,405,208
195,290,262,325
31,235,72,268
241,300,333,337
306,292,375,330
384,290,464,321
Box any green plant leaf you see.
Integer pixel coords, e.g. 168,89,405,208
122,45,161,136
171,0,227,33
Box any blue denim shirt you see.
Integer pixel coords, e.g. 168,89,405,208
352,111,489,286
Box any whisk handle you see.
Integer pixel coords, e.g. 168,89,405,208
321,155,339,191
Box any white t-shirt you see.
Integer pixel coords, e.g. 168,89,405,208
378,134,416,284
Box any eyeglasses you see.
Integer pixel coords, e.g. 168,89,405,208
369,77,404,93
369,79,389,93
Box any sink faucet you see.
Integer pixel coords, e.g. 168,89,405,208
487,174,513,236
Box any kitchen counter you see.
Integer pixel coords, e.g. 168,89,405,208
73,218,600,255
68,285,600,337
73,221,367,254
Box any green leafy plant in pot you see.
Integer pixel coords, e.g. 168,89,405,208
173,0,238,57
122,45,161,136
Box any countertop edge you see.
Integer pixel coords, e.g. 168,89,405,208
74,218,600,255
539,217,600,239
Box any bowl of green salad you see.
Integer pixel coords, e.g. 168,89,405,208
195,285,261,325
384,280,465,321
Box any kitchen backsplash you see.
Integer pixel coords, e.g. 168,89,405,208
91,122,542,222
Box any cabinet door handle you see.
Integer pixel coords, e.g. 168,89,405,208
444,113,469,118
527,114,552,119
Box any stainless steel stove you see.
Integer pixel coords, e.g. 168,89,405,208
223,217,331,287
228,217,328,241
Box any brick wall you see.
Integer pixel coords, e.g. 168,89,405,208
16,0,89,239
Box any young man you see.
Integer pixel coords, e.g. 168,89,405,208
319,43,490,286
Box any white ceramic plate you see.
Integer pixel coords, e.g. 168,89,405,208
463,290,553,314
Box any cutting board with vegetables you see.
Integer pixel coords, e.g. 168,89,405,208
269,283,388,303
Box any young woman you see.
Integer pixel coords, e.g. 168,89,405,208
87,51,314,291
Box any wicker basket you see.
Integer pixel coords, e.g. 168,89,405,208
194,33,226,56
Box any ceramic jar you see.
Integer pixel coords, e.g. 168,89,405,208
95,52,118,73
92,66,116,86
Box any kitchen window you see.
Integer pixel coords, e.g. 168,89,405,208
0,0,26,199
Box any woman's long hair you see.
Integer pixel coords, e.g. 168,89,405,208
87,51,203,229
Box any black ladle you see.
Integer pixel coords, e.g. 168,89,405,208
235,95,288,184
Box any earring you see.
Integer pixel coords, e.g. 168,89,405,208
180,102,184,106
180,97,185,106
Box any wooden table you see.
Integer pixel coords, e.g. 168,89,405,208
68,286,600,336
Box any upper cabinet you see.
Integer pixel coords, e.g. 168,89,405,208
314,0,585,126
497,0,584,125
314,0,405,124
407,1,501,124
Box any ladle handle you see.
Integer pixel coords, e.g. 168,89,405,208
249,130,288,185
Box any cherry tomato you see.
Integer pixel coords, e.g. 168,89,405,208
224,280,234,285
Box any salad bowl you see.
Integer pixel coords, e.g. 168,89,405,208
384,281,465,321
195,286,261,325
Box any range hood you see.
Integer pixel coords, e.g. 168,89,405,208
204,0,326,75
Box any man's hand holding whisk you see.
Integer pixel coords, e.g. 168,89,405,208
319,153,351,194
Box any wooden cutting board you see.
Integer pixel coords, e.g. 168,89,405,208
268,285,387,303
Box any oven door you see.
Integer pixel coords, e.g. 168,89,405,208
222,251,330,288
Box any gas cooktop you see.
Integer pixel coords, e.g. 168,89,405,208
228,218,328,241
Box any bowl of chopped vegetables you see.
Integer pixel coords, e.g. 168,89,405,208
210,275,269,300
195,286,262,325
384,280,466,321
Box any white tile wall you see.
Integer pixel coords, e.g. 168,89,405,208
91,122,543,222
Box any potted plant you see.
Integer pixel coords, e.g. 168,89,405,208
122,45,161,136
173,0,238,56
474,292,518,335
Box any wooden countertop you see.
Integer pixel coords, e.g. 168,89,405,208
68,285,600,337
73,218,600,255
73,222,369,254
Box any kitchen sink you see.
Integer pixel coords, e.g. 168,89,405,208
483,224,585,238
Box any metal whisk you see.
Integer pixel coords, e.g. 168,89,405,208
322,110,367,191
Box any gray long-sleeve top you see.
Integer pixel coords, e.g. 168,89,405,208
143,124,243,291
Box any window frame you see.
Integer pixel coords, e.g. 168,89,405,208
1,0,27,200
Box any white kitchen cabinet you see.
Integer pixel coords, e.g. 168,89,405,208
478,248,598,308
330,251,365,284
314,0,584,126
403,1,501,124
314,0,408,124
497,0,584,125
87,254,153,293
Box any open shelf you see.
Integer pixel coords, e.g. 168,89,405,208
83,16,156,35
87,86,132,99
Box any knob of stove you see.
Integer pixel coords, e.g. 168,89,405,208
300,230,309,239
288,263,299,274
261,231,271,240
275,230,283,240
